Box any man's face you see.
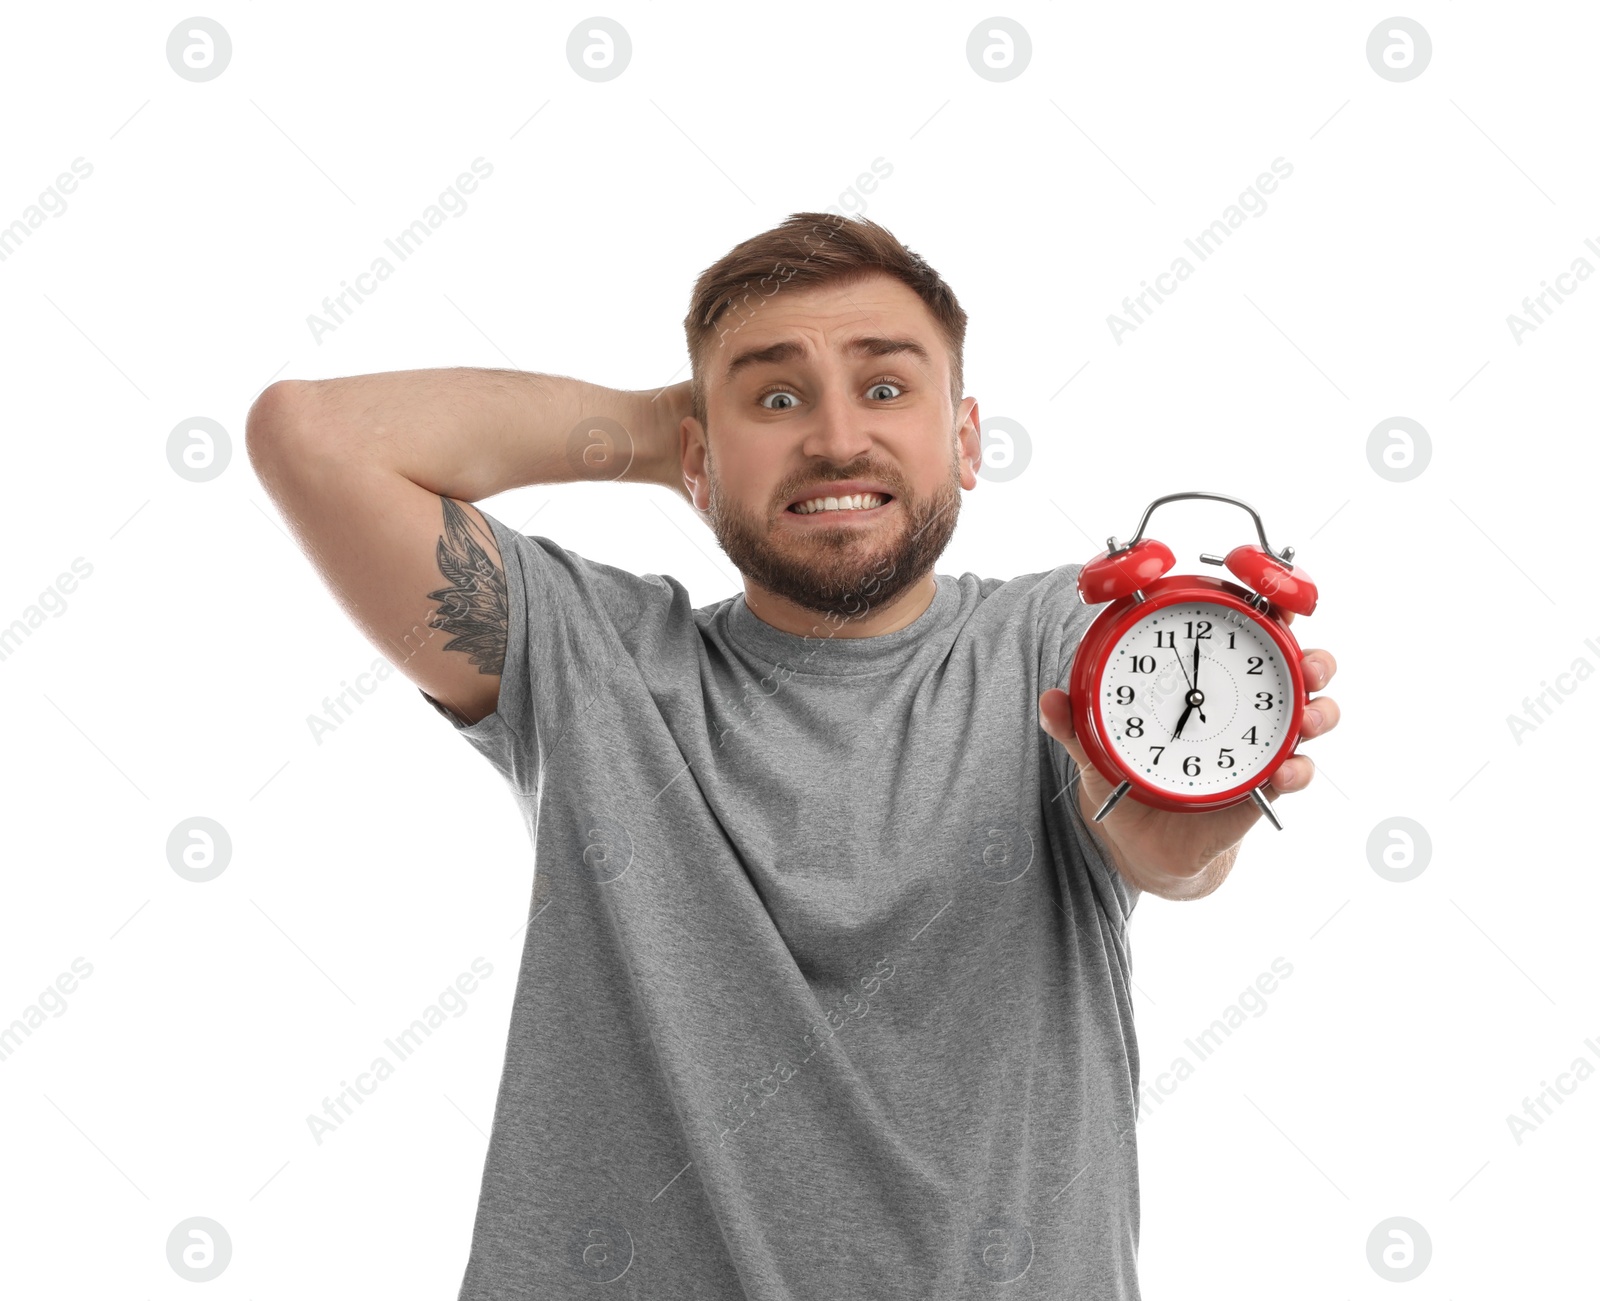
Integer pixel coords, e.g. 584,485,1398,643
684,272,980,627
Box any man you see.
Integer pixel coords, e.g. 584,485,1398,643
248,211,1340,1300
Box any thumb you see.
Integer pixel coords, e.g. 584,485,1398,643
1039,688,1092,770
1039,688,1118,817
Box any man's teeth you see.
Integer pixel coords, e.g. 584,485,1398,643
791,492,888,515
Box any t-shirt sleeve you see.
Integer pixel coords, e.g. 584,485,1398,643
415,505,633,794
1040,566,1141,927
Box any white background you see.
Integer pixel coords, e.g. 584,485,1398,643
2,3,1595,1296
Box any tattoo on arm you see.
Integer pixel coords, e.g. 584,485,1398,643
425,498,508,675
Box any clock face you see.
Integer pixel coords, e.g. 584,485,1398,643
1097,600,1293,796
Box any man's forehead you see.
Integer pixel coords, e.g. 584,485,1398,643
722,329,934,383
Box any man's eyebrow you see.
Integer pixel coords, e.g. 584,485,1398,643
723,335,932,383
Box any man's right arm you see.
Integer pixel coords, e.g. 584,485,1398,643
245,368,693,728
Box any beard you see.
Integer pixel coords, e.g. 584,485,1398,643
706,442,964,629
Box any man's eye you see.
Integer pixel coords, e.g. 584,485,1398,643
756,377,905,410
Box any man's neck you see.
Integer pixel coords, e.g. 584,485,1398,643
740,572,937,639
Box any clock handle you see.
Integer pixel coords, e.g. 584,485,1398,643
1106,490,1295,570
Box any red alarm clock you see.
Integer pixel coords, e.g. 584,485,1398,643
1066,491,1319,830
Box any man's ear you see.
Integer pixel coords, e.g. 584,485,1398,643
956,396,981,490
680,415,711,513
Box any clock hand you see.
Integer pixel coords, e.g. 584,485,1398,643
1171,646,1193,691
1192,638,1205,722
1173,700,1194,741
1169,645,1200,739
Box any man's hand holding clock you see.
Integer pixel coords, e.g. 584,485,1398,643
1038,608,1341,902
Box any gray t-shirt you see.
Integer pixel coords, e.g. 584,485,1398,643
421,507,1142,1300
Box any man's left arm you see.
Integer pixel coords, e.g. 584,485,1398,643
1040,616,1340,903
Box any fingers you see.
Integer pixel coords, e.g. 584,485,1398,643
1300,695,1340,738
1299,646,1339,741
1300,649,1336,690
1270,754,1315,792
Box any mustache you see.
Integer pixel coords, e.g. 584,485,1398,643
779,476,901,503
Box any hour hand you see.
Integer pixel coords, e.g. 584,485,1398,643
1173,701,1194,741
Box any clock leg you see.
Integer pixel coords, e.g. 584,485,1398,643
1094,781,1133,823
1250,784,1283,830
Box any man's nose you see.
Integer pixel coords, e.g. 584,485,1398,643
800,387,875,462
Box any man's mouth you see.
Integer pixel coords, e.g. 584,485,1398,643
786,491,895,516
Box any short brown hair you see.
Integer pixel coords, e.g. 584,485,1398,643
683,212,968,433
